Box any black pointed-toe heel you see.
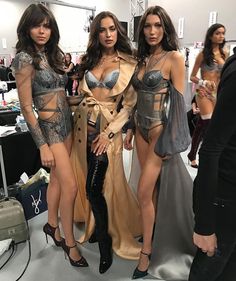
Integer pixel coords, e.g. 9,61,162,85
43,223,64,247
99,236,113,274
61,241,89,267
132,251,151,279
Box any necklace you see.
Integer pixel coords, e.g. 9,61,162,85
146,51,167,72
98,53,119,68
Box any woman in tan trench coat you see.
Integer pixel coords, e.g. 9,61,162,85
69,11,141,274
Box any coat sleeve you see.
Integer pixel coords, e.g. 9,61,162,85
103,83,137,137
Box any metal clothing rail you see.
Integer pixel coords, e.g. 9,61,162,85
37,0,96,12
0,144,8,196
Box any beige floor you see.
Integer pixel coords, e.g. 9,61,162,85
0,147,197,281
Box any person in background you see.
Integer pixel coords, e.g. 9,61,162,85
188,47,236,281
187,23,228,168
187,95,200,138
64,52,74,96
125,5,195,280
68,11,141,274
11,3,88,268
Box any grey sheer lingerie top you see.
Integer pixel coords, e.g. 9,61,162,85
85,69,119,89
132,69,169,129
11,51,68,147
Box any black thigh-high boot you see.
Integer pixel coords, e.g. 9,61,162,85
187,118,210,163
86,152,113,274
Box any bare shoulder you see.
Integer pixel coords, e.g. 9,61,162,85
170,50,183,58
223,48,230,59
196,51,204,61
169,51,184,66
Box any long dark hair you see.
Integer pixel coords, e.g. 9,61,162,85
202,23,226,66
65,53,72,67
79,11,132,77
16,3,64,74
137,6,179,62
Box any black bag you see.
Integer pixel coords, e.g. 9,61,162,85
16,179,48,220
155,83,191,157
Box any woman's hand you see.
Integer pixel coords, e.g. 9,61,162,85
92,133,111,156
66,95,81,106
193,232,217,257
124,129,134,150
205,80,216,93
39,144,55,168
193,107,200,114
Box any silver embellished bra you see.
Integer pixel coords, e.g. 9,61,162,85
85,69,119,89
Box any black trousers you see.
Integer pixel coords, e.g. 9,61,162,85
189,199,236,281
187,118,210,161
65,78,73,96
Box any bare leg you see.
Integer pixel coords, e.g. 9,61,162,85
46,169,61,241
135,127,163,271
49,134,81,261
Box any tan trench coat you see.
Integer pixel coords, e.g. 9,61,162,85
70,52,142,260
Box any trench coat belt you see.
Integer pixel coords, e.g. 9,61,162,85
86,96,114,124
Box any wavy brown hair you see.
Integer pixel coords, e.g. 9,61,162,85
137,6,179,63
79,11,132,78
16,3,64,74
202,23,226,66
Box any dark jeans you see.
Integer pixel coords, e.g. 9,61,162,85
65,78,73,96
189,199,236,281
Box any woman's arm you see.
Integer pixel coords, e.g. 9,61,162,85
191,52,216,93
103,84,137,138
64,62,74,73
13,54,54,167
170,51,185,94
190,52,203,84
194,70,236,235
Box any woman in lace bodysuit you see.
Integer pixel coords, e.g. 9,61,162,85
11,4,88,267
124,6,195,279
68,11,141,274
188,24,229,168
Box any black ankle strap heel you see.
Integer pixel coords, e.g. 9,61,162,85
43,223,64,247
132,251,151,279
61,241,89,267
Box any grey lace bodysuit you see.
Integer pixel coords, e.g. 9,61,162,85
11,51,72,147
132,69,169,142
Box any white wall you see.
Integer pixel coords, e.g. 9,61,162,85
0,0,131,65
0,0,33,64
2,0,236,64
147,0,236,46
49,0,130,53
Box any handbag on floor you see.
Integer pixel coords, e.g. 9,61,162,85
0,197,28,244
